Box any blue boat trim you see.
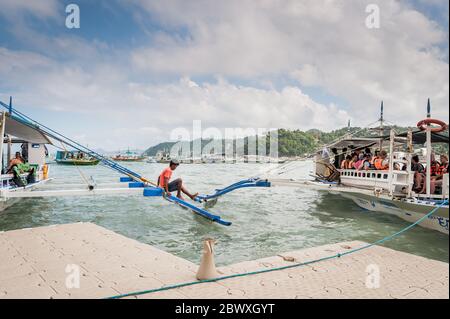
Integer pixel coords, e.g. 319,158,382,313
143,187,164,197
196,178,271,202
167,196,232,226
128,182,145,188
0,100,232,227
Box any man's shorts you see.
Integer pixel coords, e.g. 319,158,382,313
167,179,180,192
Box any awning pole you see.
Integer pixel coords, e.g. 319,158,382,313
426,99,431,198
0,112,5,172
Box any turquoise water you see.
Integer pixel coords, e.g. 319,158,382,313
0,162,448,265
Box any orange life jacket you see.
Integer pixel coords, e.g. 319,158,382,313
374,158,389,170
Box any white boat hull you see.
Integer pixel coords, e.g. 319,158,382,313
339,192,449,235
298,181,449,235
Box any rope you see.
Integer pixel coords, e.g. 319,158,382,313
59,141,91,187
105,199,448,299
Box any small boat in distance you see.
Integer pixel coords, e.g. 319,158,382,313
155,150,171,163
112,149,145,162
55,150,99,166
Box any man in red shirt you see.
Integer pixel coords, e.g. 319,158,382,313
158,160,198,200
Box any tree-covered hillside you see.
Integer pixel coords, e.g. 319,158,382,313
143,126,448,157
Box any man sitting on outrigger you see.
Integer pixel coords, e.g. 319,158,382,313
158,160,198,200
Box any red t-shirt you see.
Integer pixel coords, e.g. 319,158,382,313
158,167,172,188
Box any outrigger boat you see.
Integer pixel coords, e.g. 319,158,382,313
0,99,51,211
193,101,449,235
0,98,231,226
55,150,99,166
112,149,145,162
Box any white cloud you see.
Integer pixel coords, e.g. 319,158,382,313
0,0,448,150
131,0,449,122
0,0,59,19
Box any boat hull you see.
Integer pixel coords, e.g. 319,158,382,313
112,158,144,162
55,159,99,166
339,192,449,235
305,181,449,235
0,179,52,212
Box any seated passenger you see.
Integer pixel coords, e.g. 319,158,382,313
371,150,380,165
360,153,373,171
348,153,358,169
7,152,25,172
341,155,352,169
419,154,448,194
374,151,389,170
353,153,364,170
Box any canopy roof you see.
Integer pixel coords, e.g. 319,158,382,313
326,137,379,150
4,114,52,144
390,130,449,144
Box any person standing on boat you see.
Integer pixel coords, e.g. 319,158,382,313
158,160,198,200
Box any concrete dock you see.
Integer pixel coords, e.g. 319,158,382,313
0,222,448,299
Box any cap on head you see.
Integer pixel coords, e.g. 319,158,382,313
170,159,180,166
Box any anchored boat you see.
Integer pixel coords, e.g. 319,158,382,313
0,103,51,211
112,149,145,162
193,100,449,235
55,150,99,166
0,98,231,226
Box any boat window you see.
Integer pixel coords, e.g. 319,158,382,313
377,173,381,179
362,173,366,178
383,174,388,179
371,173,376,178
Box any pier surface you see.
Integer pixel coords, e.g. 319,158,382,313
0,222,448,299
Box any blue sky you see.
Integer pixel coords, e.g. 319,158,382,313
0,0,448,150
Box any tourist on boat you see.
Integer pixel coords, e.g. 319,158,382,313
6,152,25,172
411,155,425,191
341,155,352,169
418,154,448,194
371,150,380,165
374,150,389,170
20,143,29,162
348,153,358,169
358,153,372,171
157,160,198,200
353,153,364,170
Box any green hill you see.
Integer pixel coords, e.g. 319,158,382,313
143,126,448,158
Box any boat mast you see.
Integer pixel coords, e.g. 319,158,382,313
379,101,384,151
0,112,5,172
426,98,432,198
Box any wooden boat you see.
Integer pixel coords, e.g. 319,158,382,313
112,149,145,162
55,150,99,166
0,99,232,226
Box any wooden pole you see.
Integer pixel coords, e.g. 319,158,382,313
426,99,431,198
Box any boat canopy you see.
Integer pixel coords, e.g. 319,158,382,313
323,138,379,151
4,114,52,144
382,130,449,144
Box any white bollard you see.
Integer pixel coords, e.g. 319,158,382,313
196,238,219,280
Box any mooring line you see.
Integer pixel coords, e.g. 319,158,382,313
105,200,448,299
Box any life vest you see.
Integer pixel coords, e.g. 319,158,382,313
374,158,389,170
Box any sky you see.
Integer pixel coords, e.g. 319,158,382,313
0,0,448,151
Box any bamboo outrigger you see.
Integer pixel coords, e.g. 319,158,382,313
0,98,231,226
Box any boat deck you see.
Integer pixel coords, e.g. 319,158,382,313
0,222,448,299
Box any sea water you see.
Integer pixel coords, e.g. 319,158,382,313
0,161,448,265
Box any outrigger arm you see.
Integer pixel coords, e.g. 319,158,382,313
0,101,232,226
